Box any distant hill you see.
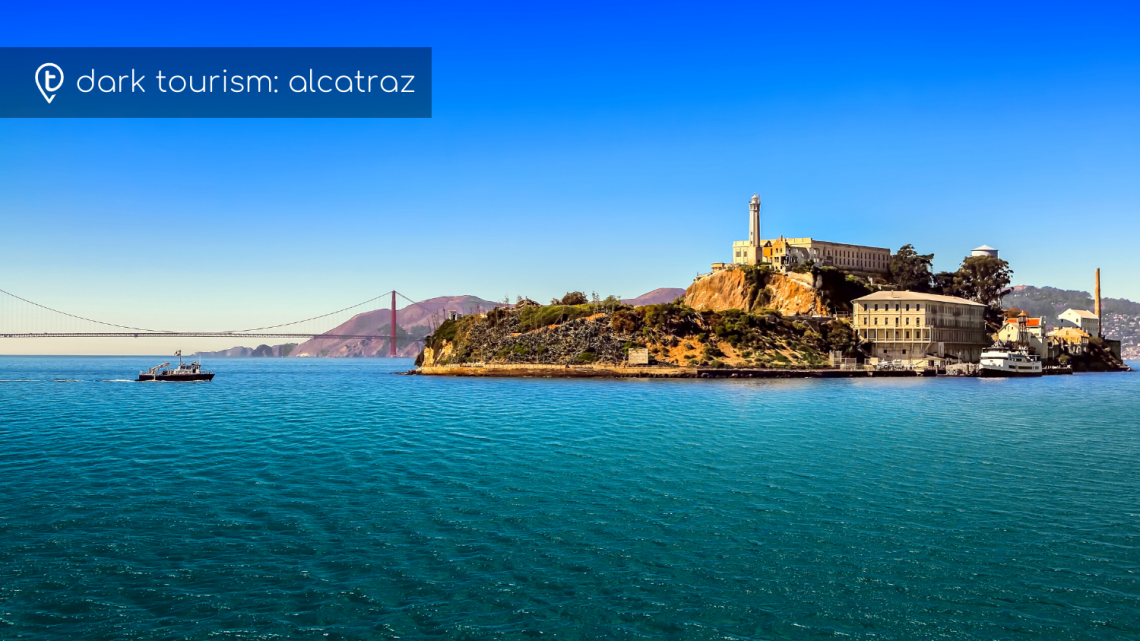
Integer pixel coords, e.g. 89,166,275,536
1003,285,1140,359
291,295,504,358
203,289,686,358
622,288,685,306
202,344,297,358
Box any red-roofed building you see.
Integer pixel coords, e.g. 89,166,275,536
997,312,1051,358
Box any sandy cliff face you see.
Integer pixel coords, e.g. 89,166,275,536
765,273,828,316
682,269,828,315
683,270,753,312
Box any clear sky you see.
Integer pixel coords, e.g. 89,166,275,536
1,1,1138,354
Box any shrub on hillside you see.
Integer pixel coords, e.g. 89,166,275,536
559,291,589,305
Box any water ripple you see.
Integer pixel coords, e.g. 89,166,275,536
0,356,1138,639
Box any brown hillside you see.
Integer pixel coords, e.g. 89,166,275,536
622,288,685,306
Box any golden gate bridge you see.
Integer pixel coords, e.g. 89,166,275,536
0,287,431,357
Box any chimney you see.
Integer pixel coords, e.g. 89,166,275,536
1095,268,1102,337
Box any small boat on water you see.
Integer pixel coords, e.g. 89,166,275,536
979,343,1042,378
137,351,214,382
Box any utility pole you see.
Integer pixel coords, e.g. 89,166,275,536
390,290,397,357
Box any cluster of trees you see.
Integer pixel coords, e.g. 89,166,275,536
547,291,622,309
888,244,1012,308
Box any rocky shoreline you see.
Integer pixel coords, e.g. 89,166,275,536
409,363,939,378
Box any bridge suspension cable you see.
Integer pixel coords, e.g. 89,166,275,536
0,287,171,333
224,290,395,333
0,286,422,341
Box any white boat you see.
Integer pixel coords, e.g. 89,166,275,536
979,344,1042,377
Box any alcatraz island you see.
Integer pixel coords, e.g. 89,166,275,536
411,194,1130,378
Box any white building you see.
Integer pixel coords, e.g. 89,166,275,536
1057,309,1099,336
971,245,999,258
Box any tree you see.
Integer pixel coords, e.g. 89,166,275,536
825,321,857,354
559,291,588,305
932,271,958,296
889,244,934,292
954,256,1012,307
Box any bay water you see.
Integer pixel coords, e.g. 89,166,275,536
1,356,1138,639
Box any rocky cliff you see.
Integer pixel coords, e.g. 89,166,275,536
683,268,828,315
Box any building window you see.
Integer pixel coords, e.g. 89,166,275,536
895,304,899,311
916,304,921,311
906,317,910,325
873,317,877,325
895,318,899,326
906,304,910,311
916,318,921,326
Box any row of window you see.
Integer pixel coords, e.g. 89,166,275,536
857,302,983,316
860,328,930,341
862,316,921,326
862,302,923,312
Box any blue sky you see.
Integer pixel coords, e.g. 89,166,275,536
1,1,1138,353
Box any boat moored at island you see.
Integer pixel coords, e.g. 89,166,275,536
979,343,1042,377
137,351,214,382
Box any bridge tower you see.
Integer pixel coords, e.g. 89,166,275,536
391,291,397,357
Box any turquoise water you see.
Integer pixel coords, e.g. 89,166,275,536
1,356,1138,640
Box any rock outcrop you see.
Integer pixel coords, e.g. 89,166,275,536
683,268,828,315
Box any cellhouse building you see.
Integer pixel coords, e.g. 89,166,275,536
729,194,892,277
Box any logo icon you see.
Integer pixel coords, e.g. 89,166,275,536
35,63,64,104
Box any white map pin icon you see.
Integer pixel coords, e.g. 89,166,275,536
36,63,64,103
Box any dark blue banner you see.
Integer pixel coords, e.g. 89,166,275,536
0,47,431,118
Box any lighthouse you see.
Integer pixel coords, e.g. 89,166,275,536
748,194,760,247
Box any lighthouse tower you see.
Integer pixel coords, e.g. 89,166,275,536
748,194,760,247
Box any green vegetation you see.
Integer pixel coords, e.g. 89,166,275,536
817,267,873,312
574,350,598,363
427,318,460,350
954,255,1013,308
740,264,774,309
555,291,589,305
518,304,597,332
889,244,935,291
824,322,857,354
883,244,1013,311
418,297,849,368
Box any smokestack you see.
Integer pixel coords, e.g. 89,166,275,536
1095,268,1102,337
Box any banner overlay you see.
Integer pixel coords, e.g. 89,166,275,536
0,47,431,118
